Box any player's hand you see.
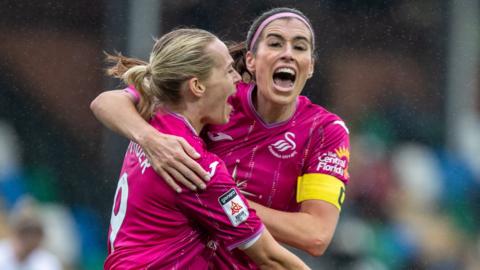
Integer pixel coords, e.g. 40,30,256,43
138,130,210,192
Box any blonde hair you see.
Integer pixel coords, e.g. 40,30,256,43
106,28,218,119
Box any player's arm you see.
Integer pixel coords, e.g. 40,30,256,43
248,197,339,257
242,229,311,270
90,89,209,191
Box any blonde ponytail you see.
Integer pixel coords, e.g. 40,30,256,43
105,28,219,120
123,65,155,119
105,53,156,119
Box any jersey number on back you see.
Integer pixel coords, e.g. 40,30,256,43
109,172,129,252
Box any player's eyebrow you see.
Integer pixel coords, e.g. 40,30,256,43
265,33,284,40
265,33,310,43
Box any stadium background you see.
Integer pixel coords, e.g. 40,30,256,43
0,0,479,269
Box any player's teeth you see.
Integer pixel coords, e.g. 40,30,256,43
275,68,295,75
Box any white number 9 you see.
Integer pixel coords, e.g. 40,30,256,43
109,172,129,252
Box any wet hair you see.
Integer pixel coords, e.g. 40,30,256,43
106,28,218,119
230,7,315,81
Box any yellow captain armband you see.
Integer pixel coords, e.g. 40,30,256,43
296,173,346,211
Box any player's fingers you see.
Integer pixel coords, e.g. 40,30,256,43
177,137,201,159
174,161,206,190
165,166,197,191
158,169,182,193
175,145,210,182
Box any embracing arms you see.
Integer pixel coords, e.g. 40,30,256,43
90,90,210,192
90,90,340,257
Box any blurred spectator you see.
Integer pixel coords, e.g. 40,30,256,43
0,120,86,269
0,197,62,270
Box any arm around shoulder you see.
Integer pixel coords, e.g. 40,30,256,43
90,89,154,143
89,89,210,191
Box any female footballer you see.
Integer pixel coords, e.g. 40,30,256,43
101,28,309,269
92,7,350,259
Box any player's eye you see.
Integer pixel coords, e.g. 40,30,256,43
268,42,281,47
266,37,283,48
293,41,309,51
294,45,307,51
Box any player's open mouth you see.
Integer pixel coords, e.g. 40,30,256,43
273,67,296,91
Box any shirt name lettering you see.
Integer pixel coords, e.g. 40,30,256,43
127,142,151,174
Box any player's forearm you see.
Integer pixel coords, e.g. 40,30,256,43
263,245,310,270
244,231,310,270
249,201,334,256
90,90,155,144
257,246,310,270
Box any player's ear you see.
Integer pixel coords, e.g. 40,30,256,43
307,58,314,79
188,77,206,97
245,51,256,75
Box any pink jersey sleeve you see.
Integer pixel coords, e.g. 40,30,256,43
176,156,264,251
124,85,140,104
305,119,350,184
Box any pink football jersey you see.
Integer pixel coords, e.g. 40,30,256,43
204,82,350,212
104,110,264,270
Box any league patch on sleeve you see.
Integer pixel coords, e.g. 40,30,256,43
218,188,249,227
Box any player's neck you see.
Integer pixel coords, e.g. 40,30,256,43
167,104,204,135
253,90,296,124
